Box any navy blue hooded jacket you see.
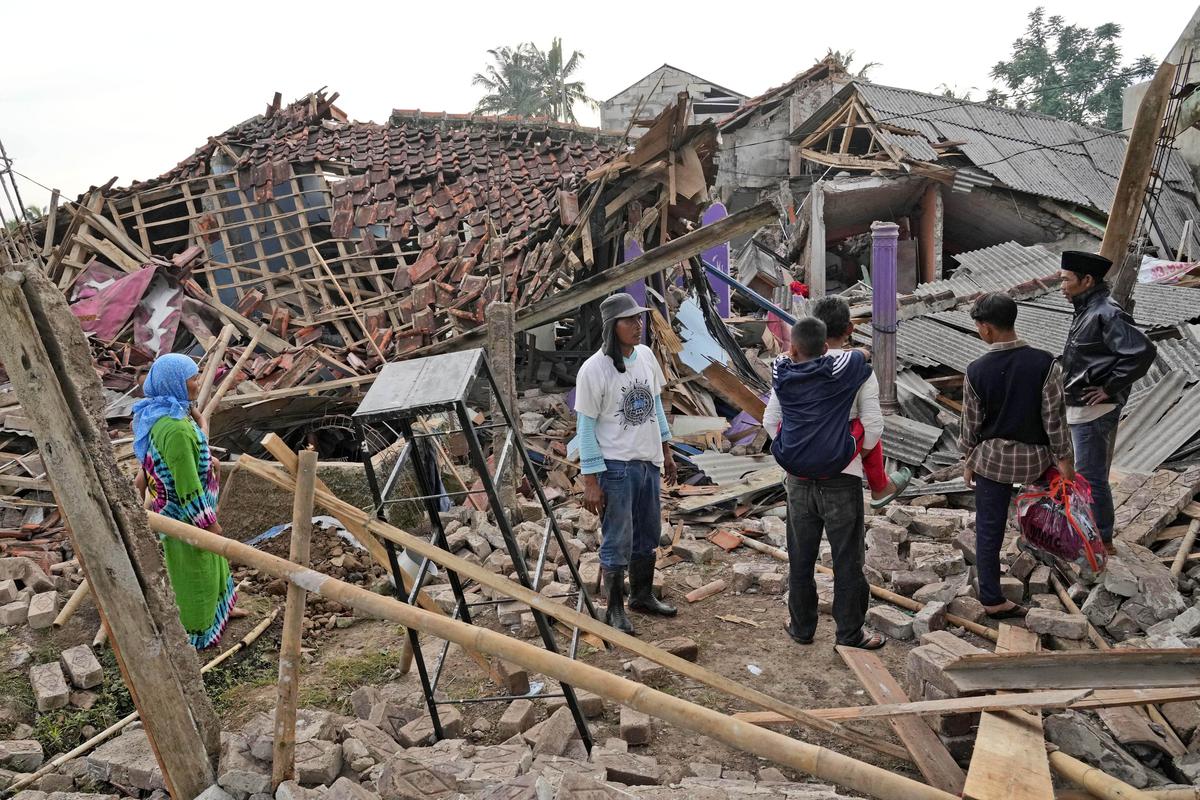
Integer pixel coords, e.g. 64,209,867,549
770,350,873,478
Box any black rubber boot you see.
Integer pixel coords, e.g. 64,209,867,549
628,555,677,616
602,567,635,635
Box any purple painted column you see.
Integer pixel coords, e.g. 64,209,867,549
701,202,731,317
622,239,648,342
870,221,900,415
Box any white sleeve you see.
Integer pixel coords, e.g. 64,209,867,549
858,373,884,451
762,390,782,438
574,360,605,419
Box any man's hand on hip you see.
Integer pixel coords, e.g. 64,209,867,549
1081,386,1110,406
583,474,606,518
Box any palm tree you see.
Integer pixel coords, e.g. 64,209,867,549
472,45,548,117
530,38,594,124
823,48,880,79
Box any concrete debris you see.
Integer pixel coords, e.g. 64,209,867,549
86,730,166,792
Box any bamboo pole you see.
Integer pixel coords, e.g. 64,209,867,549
195,324,236,410
146,511,954,800
238,454,912,763
203,325,265,418
1170,519,1200,577
5,611,278,796
733,533,998,642
1048,749,1158,800
272,449,316,788
92,621,108,649
52,579,89,628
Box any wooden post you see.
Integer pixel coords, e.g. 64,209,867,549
0,265,217,800
1171,519,1200,577
147,511,958,800
272,449,317,788
484,301,518,507
918,182,943,284
1104,62,1174,309
203,325,265,418
196,324,236,410
808,181,826,298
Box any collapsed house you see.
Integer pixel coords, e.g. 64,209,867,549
600,64,747,138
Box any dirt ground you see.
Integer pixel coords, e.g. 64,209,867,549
1,468,963,791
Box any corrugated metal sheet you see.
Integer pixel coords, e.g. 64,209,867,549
1113,378,1200,473
876,130,940,162
895,317,989,373
846,81,1200,254
1113,371,1187,461
909,242,1060,308
690,451,776,485
882,414,943,467
1027,284,1200,330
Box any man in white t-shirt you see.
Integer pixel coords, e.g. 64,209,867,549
575,293,678,635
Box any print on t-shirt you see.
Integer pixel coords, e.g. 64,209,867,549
616,379,655,429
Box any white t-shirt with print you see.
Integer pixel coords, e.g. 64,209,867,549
574,344,665,466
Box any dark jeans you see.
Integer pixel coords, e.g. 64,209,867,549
974,475,1015,607
784,473,867,645
1071,407,1121,544
598,459,661,569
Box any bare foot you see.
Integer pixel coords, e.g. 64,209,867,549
228,606,250,619
1104,543,1117,557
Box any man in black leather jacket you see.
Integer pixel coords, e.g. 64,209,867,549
1059,251,1156,554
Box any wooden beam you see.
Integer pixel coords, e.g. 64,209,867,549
962,625,1054,800
0,266,217,800
734,687,1200,725
416,201,778,357
808,181,826,298
272,449,316,788
941,648,1200,692
700,362,766,422
837,645,966,795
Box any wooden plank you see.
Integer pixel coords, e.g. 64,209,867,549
942,648,1200,691
837,646,965,795
701,362,766,422
238,453,914,765
962,625,1054,800
676,467,785,513
0,268,216,799
734,687,1200,725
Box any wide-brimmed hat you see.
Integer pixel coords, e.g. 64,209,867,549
600,292,650,327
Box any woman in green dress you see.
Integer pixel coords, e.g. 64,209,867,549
133,353,239,649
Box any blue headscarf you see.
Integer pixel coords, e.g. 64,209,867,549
132,353,199,464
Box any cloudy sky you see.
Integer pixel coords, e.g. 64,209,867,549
2,0,1195,209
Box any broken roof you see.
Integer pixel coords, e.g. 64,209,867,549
602,63,747,105
719,57,849,133
790,81,1200,255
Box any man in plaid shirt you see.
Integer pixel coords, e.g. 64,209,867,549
960,293,1074,619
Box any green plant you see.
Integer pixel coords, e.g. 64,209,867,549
297,649,401,713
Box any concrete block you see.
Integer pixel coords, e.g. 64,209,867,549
396,705,462,748
0,740,43,772
866,605,913,640
1025,609,1089,640
909,542,966,576
26,592,57,629
294,739,342,787
531,707,578,757
890,570,939,596
912,601,948,638
29,662,69,712
60,645,103,690
758,572,786,595
947,596,986,624
672,539,714,564
546,690,605,719
999,576,1025,603
1009,551,1038,582
590,749,661,785
0,598,29,626
630,657,670,687
650,636,698,662
1028,565,1052,595
497,699,536,738
619,707,651,745
0,579,16,604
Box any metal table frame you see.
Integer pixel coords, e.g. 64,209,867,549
352,349,599,748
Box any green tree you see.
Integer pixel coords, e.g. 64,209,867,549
3,204,44,234
532,38,593,125
472,45,549,117
989,7,1157,129
473,39,594,122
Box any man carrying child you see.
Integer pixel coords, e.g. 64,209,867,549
763,312,892,650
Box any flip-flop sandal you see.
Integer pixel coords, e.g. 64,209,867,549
785,623,814,645
837,631,886,651
985,603,1029,620
870,467,913,509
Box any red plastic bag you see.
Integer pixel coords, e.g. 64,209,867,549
1016,468,1107,579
